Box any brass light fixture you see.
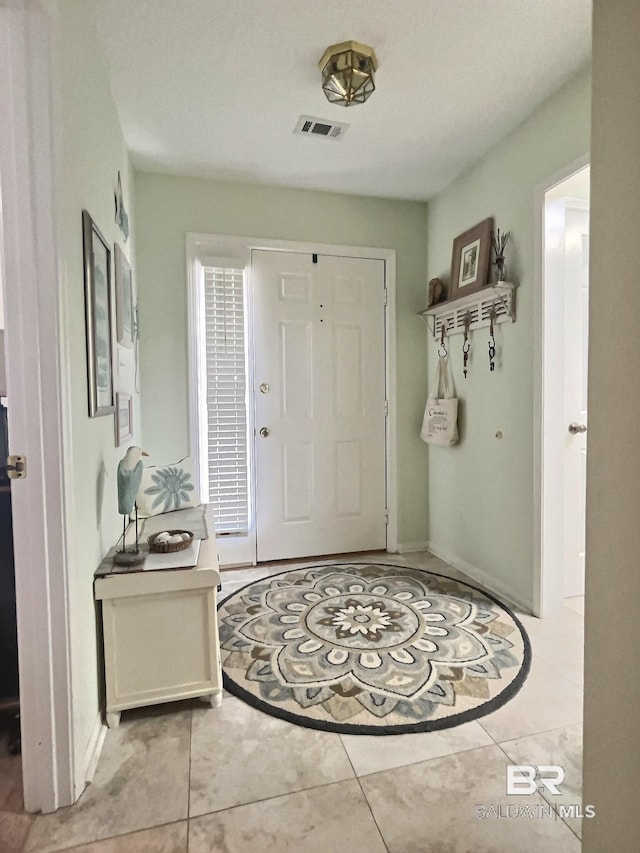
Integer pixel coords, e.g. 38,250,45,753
319,40,378,107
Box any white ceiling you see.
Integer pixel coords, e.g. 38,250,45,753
94,0,592,202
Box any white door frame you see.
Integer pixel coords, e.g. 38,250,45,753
187,233,398,563
0,1,75,811
533,153,590,618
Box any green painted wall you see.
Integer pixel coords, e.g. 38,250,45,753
134,175,429,546
425,68,591,606
45,0,140,782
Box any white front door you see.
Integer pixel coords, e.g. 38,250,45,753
563,204,589,597
252,249,387,562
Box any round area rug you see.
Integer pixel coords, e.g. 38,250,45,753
218,563,531,735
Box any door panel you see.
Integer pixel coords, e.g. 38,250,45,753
280,321,312,417
283,442,314,521
280,272,312,302
333,325,363,417
252,249,386,561
335,440,362,517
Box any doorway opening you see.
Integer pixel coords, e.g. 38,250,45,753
535,160,590,618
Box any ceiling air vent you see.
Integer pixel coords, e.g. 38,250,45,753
294,115,349,141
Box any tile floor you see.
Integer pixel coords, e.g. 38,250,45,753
1,551,585,852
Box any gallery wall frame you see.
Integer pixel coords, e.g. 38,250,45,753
115,391,133,446
114,243,134,348
82,209,115,417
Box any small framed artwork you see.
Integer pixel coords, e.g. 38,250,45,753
115,392,133,447
449,217,494,301
82,210,115,417
114,244,134,348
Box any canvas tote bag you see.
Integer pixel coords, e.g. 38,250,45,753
420,355,459,446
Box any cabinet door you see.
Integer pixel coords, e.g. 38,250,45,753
102,585,220,711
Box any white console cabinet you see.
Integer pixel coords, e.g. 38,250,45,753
94,528,222,728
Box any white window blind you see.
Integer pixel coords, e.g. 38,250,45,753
204,264,249,535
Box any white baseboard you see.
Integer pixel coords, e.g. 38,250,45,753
397,541,431,553
81,714,107,788
426,541,533,614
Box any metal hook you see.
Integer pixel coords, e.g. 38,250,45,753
489,305,497,338
488,307,497,372
462,313,472,378
438,324,447,357
463,312,472,341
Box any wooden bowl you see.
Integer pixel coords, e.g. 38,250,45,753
148,529,193,553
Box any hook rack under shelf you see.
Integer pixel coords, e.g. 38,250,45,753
417,282,517,338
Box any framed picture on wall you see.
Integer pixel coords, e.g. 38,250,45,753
449,217,494,301
114,243,134,348
82,210,115,417
115,392,133,447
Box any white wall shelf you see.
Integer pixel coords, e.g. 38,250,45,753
418,282,517,338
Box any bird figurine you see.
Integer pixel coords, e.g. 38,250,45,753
114,446,149,567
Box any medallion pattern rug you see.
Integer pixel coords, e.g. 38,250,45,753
218,563,531,734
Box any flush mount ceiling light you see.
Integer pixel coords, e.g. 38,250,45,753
319,40,378,107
